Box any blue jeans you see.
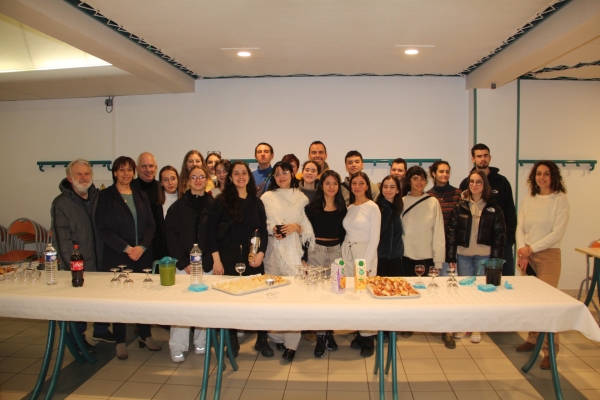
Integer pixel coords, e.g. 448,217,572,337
457,255,489,276
438,262,450,276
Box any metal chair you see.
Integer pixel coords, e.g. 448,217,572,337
577,239,600,315
0,225,8,255
0,218,47,265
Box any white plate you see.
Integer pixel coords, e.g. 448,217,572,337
367,284,420,299
212,276,290,296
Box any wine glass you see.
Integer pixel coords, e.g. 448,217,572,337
235,263,246,277
123,269,134,289
110,268,121,288
415,264,425,285
427,266,439,295
142,268,153,288
294,265,303,284
265,278,275,296
117,265,127,282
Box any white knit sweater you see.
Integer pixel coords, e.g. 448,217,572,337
261,188,315,276
402,194,445,268
516,192,569,253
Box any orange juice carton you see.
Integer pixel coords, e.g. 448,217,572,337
354,259,368,293
331,259,346,294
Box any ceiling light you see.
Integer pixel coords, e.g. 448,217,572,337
237,51,251,57
405,49,419,55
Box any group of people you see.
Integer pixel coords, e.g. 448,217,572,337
50,140,569,370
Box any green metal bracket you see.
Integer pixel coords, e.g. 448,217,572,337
518,160,597,171
37,160,112,172
363,158,442,167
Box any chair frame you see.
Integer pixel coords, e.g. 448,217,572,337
577,238,600,316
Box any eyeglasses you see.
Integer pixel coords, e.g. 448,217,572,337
469,180,484,186
190,175,207,181
274,171,290,178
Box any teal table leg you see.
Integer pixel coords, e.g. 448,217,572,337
63,324,87,364
373,335,380,375
522,332,545,373
584,258,600,306
210,329,226,372
199,328,213,400
214,328,226,400
377,331,385,400
548,333,563,400
385,333,393,374
30,320,56,400
223,330,239,371
389,332,398,400
68,322,97,364
43,321,68,400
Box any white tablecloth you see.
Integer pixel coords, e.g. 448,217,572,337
1,272,599,341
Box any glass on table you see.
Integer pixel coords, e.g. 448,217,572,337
117,265,127,282
142,268,153,288
306,269,317,292
235,263,246,277
123,269,134,289
294,265,304,284
265,278,275,296
415,264,425,285
427,266,439,295
109,268,121,288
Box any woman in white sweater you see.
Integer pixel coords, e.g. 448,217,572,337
342,171,381,357
515,161,569,370
401,166,445,276
261,161,314,362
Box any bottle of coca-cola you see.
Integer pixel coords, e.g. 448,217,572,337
70,244,84,287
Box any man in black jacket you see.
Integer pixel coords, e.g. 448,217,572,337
50,159,114,347
133,152,168,260
459,144,517,276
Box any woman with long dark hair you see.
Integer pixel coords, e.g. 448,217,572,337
261,161,314,362
342,171,381,357
304,169,346,357
376,175,404,277
211,159,231,198
205,152,222,185
96,156,158,360
165,164,214,363
206,161,272,357
158,165,181,218
515,161,569,369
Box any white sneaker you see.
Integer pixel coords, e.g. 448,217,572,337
237,331,245,338
471,332,482,343
195,346,206,355
170,350,185,363
453,332,467,339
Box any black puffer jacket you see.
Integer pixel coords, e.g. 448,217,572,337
446,196,506,262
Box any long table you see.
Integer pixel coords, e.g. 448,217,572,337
1,272,599,400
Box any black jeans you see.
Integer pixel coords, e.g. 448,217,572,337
113,323,151,344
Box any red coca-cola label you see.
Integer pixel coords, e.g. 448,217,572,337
70,261,84,271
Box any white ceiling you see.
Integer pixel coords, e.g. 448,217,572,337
0,0,598,100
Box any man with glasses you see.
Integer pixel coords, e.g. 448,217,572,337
459,144,517,276
134,152,167,259
341,150,380,204
51,159,114,349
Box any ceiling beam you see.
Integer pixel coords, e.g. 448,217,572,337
466,0,600,89
0,0,195,93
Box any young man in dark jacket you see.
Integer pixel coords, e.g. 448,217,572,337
50,159,114,347
459,144,516,276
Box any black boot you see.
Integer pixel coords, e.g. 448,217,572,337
325,330,338,351
254,331,274,357
314,334,326,358
351,332,364,350
360,335,375,357
228,330,240,357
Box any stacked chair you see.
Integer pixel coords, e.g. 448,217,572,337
577,238,600,316
0,218,49,265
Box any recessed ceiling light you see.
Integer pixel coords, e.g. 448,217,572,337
237,51,251,57
405,49,419,55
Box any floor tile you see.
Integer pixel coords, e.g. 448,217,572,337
326,390,371,400
207,369,250,388
412,391,457,400
445,373,493,391
252,356,291,372
432,346,472,359
0,392,31,400
0,372,38,392
177,353,217,369
556,356,595,371
65,396,109,400
11,343,47,359
2,331,46,345
327,372,369,391
406,373,451,392
495,390,544,400
402,359,443,375
474,358,519,374
2,320,40,331
143,351,178,367
151,383,200,400
0,342,28,357
483,373,536,391
465,345,506,359
399,345,436,359
561,331,593,344
230,355,257,371
165,367,206,386
127,365,176,384
328,345,364,359
367,371,411,392
0,356,38,373
283,389,326,400
329,358,367,374
563,343,600,357
92,364,140,381
285,371,326,390
107,350,153,366
71,378,124,398
289,357,328,373
0,372,16,384
438,358,480,374
454,390,500,400
560,371,600,390
580,356,600,371
239,388,283,400
244,371,288,390
108,381,162,399
580,389,600,399
369,391,414,400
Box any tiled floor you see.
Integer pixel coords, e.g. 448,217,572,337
1,313,600,399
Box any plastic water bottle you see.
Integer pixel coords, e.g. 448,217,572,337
190,243,202,286
44,242,58,285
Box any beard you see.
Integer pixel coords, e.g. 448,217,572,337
72,180,91,195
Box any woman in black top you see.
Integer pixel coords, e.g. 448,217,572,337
206,161,273,357
304,170,347,358
376,175,404,277
96,156,158,360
